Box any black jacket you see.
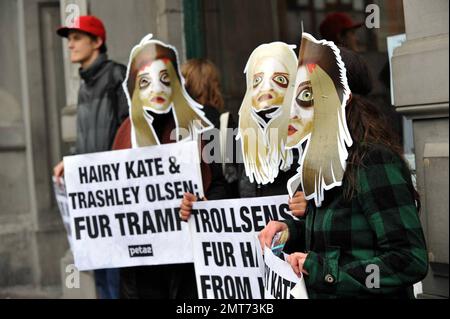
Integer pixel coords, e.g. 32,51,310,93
201,105,228,200
76,53,128,154
238,148,300,198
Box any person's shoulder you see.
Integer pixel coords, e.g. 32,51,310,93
359,143,403,167
112,117,132,150
106,60,127,82
112,61,127,73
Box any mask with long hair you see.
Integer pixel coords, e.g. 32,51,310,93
237,42,298,185
286,33,352,206
123,34,213,147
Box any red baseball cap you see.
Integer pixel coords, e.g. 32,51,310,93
320,12,363,43
57,15,106,43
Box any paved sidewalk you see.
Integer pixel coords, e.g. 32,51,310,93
0,286,62,299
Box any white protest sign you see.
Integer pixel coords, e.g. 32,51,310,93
263,247,308,299
189,195,297,299
52,177,74,250
64,140,204,270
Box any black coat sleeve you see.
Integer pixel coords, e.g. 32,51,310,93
202,105,228,200
112,63,129,125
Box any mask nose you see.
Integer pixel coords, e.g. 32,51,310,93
260,77,271,91
150,80,164,94
290,97,302,118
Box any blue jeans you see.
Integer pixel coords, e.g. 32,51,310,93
94,268,120,299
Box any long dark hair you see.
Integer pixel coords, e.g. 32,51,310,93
339,49,421,211
343,96,421,212
181,59,225,111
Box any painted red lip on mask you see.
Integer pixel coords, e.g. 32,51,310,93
288,125,298,135
258,93,274,102
151,96,166,104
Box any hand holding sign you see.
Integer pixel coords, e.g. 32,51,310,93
286,252,309,276
258,221,288,252
180,192,208,221
180,192,198,221
288,191,307,217
53,160,65,185
189,195,296,299
263,246,308,299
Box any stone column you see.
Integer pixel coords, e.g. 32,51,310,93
59,0,98,299
392,0,449,298
155,0,186,63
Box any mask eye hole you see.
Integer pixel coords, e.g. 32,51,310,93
296,87,314,107
160,70,170,86
139,77,151,89
272,74,289,88
253,73,263,88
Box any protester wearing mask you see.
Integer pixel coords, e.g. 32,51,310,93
259,34,428,299
180,42,308,225
112,35,227,298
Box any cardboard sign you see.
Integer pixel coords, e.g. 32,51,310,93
64,141,203,270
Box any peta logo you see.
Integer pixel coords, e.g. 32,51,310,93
128,244,154,257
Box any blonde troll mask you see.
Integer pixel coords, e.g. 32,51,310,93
123,34,213,147
286,33,352,206
237,42,298,185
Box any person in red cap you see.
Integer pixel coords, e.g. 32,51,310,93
53,15,128,299
56,15,108,69
319,12,363,52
